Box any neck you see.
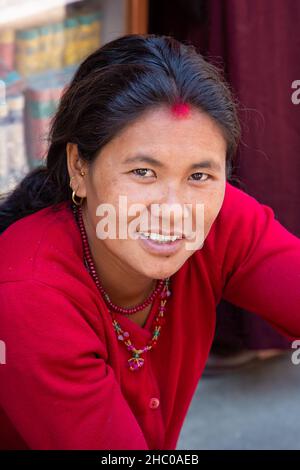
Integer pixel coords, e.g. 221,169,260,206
80,205,156,308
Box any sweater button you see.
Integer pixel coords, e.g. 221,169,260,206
149,397,160,409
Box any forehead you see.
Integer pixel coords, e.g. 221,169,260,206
111,105,227,156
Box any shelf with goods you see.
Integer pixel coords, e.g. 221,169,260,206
0,0,148,196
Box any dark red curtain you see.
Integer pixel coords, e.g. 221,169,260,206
149,0,300,350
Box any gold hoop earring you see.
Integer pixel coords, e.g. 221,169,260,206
71,184,84,206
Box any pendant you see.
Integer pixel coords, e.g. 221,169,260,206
128,355,145,371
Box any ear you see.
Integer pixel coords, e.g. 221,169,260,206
66,143,88,198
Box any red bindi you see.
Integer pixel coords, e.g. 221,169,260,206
170,102,190,118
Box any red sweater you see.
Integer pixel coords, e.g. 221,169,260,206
0,182,299,450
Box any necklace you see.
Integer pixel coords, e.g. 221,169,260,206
72,203,172,371
75,204,164,315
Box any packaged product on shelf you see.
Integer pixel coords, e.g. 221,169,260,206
0,102,9,193
77,12,97,61
0,65,28,193
15,28,41,77
63,17,80,66
0,29,15,70
25,66,76,168
0,0,103,193
3,4,103,77
6,94,28,186
25,84,54,167
39,24,53,71
49,22,65,70
64,6,102,66
90,11,102,51
78,10,102,61
0,69,25,97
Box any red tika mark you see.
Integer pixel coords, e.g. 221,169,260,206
171,102,190,118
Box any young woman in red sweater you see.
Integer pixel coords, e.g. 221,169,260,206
0,34,299,450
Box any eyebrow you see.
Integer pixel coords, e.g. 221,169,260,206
123,154,222,172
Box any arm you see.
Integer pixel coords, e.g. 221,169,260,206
0,279,148,450
216,183,300,342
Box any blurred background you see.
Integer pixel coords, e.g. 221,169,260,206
0,0,299,449
0,0,148,193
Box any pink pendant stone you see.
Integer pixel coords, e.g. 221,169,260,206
161,289,171,299
128,356,145,371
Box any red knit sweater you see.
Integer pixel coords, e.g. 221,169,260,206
0,182,299,450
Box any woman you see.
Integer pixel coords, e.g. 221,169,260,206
0,34,299,450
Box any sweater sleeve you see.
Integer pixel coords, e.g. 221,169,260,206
217,183,300,342
0,279,148,450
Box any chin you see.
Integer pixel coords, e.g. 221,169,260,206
137,257,186,280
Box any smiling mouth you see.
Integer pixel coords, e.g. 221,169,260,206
137,231,185,243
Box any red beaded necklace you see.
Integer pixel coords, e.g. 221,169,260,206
72,203,172,371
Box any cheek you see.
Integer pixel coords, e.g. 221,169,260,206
204,191,225,231
191,187,225,236
89,167,122,203
205,194,224,218
95,180,145,218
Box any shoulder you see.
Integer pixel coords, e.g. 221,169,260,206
0,202,107,341
188,181,280,295
0,201,82,284
207,181,277,246
221,181,273,220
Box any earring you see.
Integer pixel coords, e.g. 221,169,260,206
70,178,84,206
72,186,84,206
69,171,85,187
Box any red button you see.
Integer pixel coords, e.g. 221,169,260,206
149,397,160,409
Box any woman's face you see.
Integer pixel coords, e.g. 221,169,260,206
70,105,227,280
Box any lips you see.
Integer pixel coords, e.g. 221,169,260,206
137,232,185,256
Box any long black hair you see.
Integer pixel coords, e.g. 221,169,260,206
0,33,241,234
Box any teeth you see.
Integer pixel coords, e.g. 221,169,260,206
139,232,181,242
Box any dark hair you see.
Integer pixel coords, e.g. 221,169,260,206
0,33,241,234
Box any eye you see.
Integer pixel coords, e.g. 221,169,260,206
131,168,156,178
189,172,211,182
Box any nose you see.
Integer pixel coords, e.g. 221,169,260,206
155,182,184,206
150,185,189,232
